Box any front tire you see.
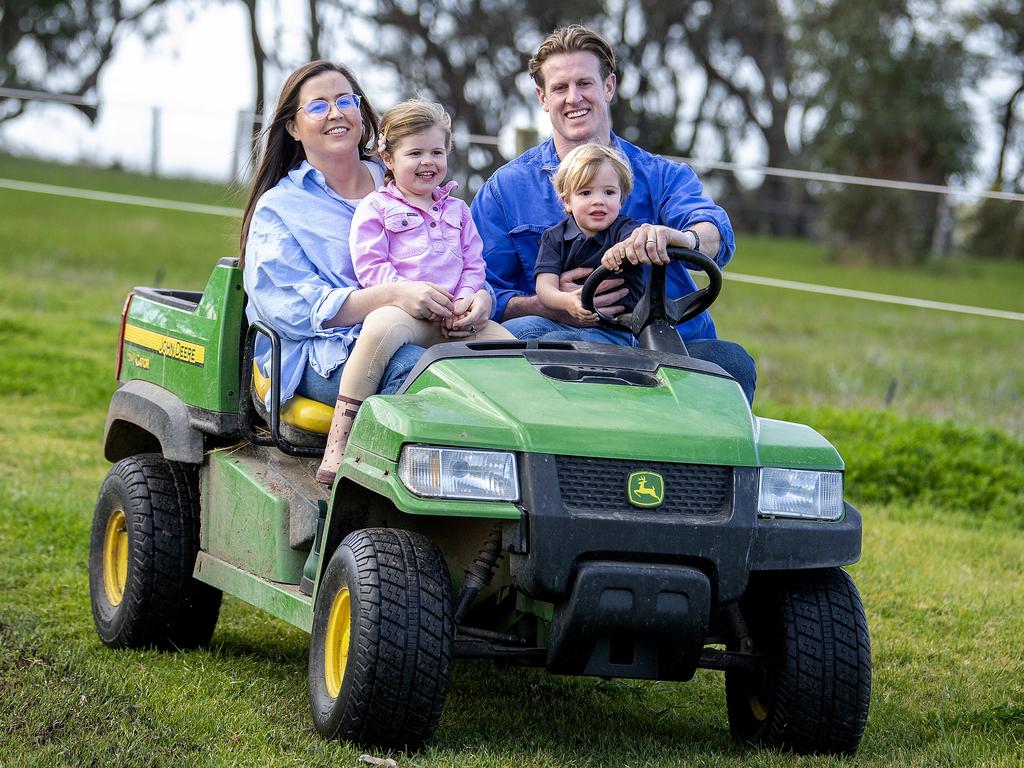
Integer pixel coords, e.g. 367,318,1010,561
726,568,871,755
88,454,222,649
308,528,453,751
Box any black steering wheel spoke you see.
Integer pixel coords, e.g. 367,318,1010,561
666,287,711,324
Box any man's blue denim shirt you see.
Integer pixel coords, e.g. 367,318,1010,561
471,134,736,341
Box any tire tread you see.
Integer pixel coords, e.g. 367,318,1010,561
89,454,222,650
309,527,452,751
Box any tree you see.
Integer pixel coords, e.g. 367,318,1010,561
0,0,167,124
975,0,1024,192
333,0,595,194
674,0,814,235
337,1,816,229
801,0,978,262
964,0,1024,260
240,0,268,153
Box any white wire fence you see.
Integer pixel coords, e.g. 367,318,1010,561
4,86,1020,201
2,86,1021,260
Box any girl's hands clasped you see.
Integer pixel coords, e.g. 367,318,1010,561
443,289,493,338
392,281,455,322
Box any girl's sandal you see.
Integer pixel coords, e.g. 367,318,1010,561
315,466,338,485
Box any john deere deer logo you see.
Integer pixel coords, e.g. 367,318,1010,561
627,471,665,508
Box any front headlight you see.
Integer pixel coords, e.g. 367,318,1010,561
758,468,844,521
398,446,519,502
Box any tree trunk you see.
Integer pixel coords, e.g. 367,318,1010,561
308,0,321,60
243,0,266,155
995,80,1024,189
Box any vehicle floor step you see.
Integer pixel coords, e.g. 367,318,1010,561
232,443,328,550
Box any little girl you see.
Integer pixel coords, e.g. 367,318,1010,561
316,100,511,483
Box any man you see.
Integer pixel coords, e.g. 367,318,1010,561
471,25,756,403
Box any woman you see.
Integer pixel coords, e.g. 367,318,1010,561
240,61,492,477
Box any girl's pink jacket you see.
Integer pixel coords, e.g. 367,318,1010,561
349,180,486,300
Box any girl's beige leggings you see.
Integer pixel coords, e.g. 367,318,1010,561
337,304,514,401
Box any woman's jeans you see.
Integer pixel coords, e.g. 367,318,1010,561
502,315,757,405
297,342,426,403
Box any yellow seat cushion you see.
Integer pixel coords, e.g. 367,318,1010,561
252,364,334,434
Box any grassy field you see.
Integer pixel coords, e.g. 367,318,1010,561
1,155,1023,766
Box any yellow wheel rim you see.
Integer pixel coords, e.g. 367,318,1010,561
102,508,129,606
324,587,351,699
749,692,769,722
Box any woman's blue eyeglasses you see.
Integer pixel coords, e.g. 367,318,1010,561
299,93,362,120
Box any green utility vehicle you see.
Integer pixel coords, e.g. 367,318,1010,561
89,249,871,754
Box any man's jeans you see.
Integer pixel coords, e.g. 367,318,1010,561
512,319,638,347
503,315,756,405
297,343,426,403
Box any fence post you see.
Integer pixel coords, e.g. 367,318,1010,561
232,109,249,183
515,127,539,156
150,106,161,176
929,193,953,260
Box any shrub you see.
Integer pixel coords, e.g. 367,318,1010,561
764,406,1024,527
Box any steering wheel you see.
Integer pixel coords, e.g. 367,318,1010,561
579,247,723,337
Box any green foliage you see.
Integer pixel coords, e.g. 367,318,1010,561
967,197,1024,261
767,406,1024,527
800,0,978,262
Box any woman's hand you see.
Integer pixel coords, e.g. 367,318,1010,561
443,289,493,338
391,281,455,321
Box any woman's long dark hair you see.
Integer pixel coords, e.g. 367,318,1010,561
238,60,380,266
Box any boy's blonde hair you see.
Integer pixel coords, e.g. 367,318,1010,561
377,100,452,181
553,143,633,205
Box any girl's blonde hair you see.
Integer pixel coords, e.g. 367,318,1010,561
377,100,452,182
553,143,633,204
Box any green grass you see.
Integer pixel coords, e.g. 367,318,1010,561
2,156,1024,766
713,245,1024,440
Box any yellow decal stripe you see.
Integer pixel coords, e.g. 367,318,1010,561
124,324,206,367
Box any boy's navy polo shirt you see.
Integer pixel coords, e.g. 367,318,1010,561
534,214,645,312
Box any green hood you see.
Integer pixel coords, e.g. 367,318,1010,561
352,356,773,466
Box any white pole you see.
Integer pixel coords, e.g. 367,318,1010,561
150,106,161,176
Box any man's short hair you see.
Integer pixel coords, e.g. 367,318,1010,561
553,143,633,202
528,25,616,89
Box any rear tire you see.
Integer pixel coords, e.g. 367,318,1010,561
308,528,453,751
726,568,871,755
88,454,222,649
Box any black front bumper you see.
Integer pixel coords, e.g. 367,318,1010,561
508,453,862,680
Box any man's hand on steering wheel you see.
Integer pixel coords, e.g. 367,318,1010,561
605,224,673,270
